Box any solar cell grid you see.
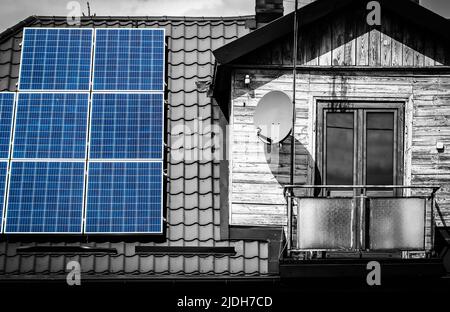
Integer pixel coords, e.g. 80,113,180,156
85,162,163,233
19,28,93,91
93,28,165,91
0,93,14,159
0,162,8,233
90,93,163,159
5,161,85,233
13,93,89,159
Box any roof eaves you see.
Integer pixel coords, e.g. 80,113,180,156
382,0,450,40
212,0,450,65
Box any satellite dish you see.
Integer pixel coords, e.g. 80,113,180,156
253,91,293,144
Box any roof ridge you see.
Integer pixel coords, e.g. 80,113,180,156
35,15,255,21
0,14,255,44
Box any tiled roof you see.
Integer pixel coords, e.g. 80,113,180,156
0,15,271,280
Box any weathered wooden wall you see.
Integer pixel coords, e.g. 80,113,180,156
231,70,450,227
229,4,450,227
231,72,309,225
235,5,450,67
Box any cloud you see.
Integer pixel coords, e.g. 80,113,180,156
95,0,253,17
183,0,253,16
1,0,449,34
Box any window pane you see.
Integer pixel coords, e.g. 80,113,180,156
366,113,394,185
326,113,354,185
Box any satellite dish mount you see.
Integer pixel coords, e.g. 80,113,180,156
253,91,293,145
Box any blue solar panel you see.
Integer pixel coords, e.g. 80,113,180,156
93,29,165,91
0,162,8,233
0,93,14,159
9,27,166,235
90,93,163,159
19,28,93,91
13,93,89,159
5,161,85,233
85,162,163,233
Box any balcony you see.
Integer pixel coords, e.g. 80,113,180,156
278,185,447,279
284,185,440,255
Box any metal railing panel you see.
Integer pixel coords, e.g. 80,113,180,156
297,198,354,250
368,198,428,251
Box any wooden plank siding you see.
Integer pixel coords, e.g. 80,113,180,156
231,71,450,226
234,8,450,67
231,73,309,225
229,5,450,227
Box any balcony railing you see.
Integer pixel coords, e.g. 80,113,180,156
283,185,440,257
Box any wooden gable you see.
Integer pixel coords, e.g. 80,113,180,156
226,2,450,228
233,3,450,67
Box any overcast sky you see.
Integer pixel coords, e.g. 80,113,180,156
0,0,449,33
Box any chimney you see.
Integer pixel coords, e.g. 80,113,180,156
255,0,284,28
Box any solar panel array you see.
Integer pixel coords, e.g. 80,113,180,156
0,27,165,235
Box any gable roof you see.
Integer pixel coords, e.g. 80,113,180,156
0,15,276,281
213,0,450,65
